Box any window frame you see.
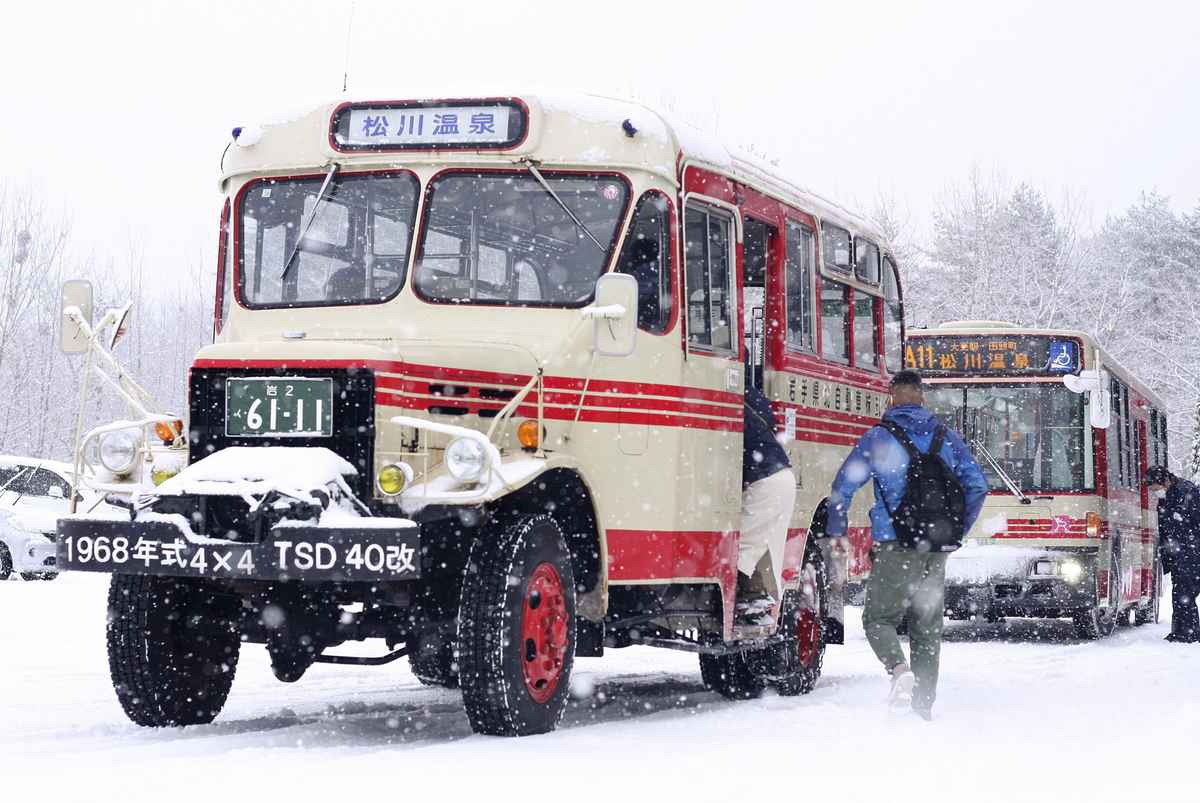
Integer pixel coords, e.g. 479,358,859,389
854,237,881,286
784,219,817,355
214,199,230,338
819,277,852,365
882,255,904,373
235,168,421,311
615,190,676,335
850,288,880,370
412,168,632,309
821,222,853,274
683,199,739,357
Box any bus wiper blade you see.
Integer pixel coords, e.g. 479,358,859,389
279,162,339,282
522,160,605,253
972,438,1031,505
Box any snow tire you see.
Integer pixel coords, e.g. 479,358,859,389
409,634,459,688
772,547,828,696
107,574,241,727
0,544,11,580
1074,545,1119,640
457,514,576,737
1134,559,1161,626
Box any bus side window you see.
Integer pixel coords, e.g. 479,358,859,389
820,278,851,365
616,192,673,333
882,257,903,373
684,204,734,352
855,238,880,285
1110,379,1124,487
742,217,773,387
822,223,851,273
785,222,815,352
852,291,878,368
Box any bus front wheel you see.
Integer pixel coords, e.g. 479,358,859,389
457,514,576,736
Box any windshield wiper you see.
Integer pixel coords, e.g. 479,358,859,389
279,162,339,282
522,160,605,253
972,438,1031,505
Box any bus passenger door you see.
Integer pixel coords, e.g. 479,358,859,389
1134,418,1150,602
681,200,743,522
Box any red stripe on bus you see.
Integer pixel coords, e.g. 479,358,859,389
606,529,738,584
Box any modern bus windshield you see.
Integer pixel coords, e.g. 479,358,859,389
239,172,420,308
925,382,1092,493
413,172,629,306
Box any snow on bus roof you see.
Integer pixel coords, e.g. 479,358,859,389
234,87,889,251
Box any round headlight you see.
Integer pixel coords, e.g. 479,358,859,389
376,462,413,496
98,430,140,476
445,437,488,483
1061,559,1084,583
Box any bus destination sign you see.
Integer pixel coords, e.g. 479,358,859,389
905,334,1080,377
332,100,526,151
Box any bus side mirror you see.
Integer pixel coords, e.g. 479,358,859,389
585,273,637,357
60,279,94,354
1063,369,1111,429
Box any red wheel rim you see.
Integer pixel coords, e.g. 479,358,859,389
521,562,569,704
796,609,821,667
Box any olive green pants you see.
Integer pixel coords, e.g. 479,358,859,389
862,544,947,713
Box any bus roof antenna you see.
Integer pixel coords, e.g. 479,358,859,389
342,1,356,94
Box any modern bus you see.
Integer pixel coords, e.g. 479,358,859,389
908,322,1164,639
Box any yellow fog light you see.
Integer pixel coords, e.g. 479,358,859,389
376,462,413,496
517,420,541,450
151,468,177,486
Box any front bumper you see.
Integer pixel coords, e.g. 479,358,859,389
57,517,420,583
945,576,1093,618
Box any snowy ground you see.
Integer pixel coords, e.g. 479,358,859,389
1,574,1197,803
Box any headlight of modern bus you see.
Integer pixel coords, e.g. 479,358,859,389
1059,559,1084,584
98,430,141,476
444,437,487,483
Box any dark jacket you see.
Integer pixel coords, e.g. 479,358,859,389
743,385,790,488
826,404,989,542
1159,477,1200,579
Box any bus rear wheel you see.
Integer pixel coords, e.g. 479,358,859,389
457,514,576,736
107,574,241,727
409,634,459,688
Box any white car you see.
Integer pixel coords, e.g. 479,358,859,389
0,457,117,581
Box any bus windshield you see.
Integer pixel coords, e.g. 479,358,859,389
414,172,629,306
924,383,1092,493
240,172,420,308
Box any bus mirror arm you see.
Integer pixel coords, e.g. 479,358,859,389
1062,368,1111,429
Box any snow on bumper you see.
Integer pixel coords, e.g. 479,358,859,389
1,530,57,573
56,516,420,582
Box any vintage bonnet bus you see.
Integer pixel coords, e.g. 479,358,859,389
909,322,1165,638
59,91,902,736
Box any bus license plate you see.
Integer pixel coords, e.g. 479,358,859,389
226,377,334,437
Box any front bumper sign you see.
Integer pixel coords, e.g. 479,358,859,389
57,519,420,582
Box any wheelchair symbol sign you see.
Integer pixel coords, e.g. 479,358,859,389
1045,340,1078,373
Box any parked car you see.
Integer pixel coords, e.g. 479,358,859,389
0,457,115,581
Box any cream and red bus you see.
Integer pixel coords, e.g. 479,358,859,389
57,91,903,736
908,322,1164,639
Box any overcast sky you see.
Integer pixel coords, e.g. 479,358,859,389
2,0,1198,276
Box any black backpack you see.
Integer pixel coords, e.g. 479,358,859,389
879,420,967,553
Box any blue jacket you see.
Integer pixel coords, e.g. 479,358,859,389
826,404,989,542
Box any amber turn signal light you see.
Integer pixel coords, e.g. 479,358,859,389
1086,511,1102,538
154,419,184,444
517,420,541,450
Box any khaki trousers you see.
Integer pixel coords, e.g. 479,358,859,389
862,544,948,713
739,468,797,599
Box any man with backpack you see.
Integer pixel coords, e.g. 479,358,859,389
823,370,988,719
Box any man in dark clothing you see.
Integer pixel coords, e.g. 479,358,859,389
735,383,796,625
822,370,988,719
1145,465,1200,642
